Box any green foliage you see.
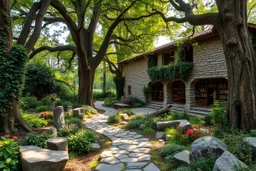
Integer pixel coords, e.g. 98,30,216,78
148,55,157,68
36,105,50,112
21,132,52,148
104,97,117,107
113,76,125,99
165,128,180,142
210,101,227,125
84,105,97,115
67,129,96,155
117,108,133,116
250,130,256,137
121,95,145,107
189,156,216,171
93,91,115,100
159,143,186,159
20,96,43,110
172,112,190,120
189,116,204,125
55,99,71,111
66,118,83,129
23,63,55,99
58,124,80,137
222,131,253,165
107,114,121,124
0,137,20,171
147,61,193,82
142,86,151,94
0,24,28,116
22,113,48,128
126,114,155,130
204,114,213,125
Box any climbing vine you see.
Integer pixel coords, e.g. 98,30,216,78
147,61,193,82
148,55,157,69
114,76,125,99
0,18,28,117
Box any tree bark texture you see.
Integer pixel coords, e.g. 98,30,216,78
0,0,32,133
215,0,256,130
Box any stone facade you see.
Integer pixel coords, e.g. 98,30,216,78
122,35,228,110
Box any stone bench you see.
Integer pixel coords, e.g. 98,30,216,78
156,120,191,133
20,146,69,171
73,107,85,119
114,103,131,109
47,137,68,152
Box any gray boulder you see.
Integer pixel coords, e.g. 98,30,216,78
244,137,256,151
173,150,190,166
213,151,247,171
190,136,227,161
20,146,68,171
91,143,101,151
47,137,68,152
156,120,191,133
155,132,165,139
53,106,65,130
47,127,57,138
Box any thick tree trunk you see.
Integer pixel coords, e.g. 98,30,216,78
216,0,256,130
103,61,106,94
0,0,32,133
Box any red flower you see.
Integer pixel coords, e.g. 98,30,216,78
4,135,10,138
12,136,18,140
187,129,193,135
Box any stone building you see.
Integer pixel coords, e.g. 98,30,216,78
118,24,256,116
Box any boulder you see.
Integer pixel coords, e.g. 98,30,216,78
119,113,129,121
213,151,247,171
155,132,165,139
139,124,145,130
91,143,101,151
47,137,68,152
166,134,171,141
156,120,191,133
53,106,65,130
244,137,256,151
47,127,57,138
173,150,190,166
190,136,227,162
20,146,68,171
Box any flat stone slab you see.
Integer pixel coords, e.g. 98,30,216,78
114,103,131,108
100,151,112,158
47,137,68,151
100,156,120,164
138,154,151,161
96,163,124,171
157,120,191,132
91,143,100,151
127,162,148,169
19,146,68,171
244,137,256,150
144,163,160,171
174,150,190,166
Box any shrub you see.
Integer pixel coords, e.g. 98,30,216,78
126,114,155,130
36,105,50,112
93,91,115,100
117,108,133,116
68,130,96,154
189,116,204,125
21,132,52,148
204,114,213,125
210,101,227,126
189,156,216,171
165,128,180,142
20,96,42,110
55,99,72,111
250,130,256,137
160,143,186,159
104,97,117,107
0,137,20,171
39,111,53,119
58,124,79,137
142,127,155,134
130,114,145,120
107,114,121,124
172,112,190,120
121,95,145,107
84,105,97,115
22,113,48,128
66,118,83,128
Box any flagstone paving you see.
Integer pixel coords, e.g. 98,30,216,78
84,101,160,171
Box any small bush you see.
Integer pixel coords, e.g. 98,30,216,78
39,111,53,119
189,156,216,171
66,118,83,128
211,101,227,126
121,95,145,107
56,99,72,111
20,96,42,110
0,137,20,171
172,112,190,120
250,130,256,137
22,114,48,128
126,114,155,130
68,130,96,154
117,108,133,116
160,143,186,159
36,105,50,112
21,132,52,148
58,124,80,137
84,105,97,115
142,127,155,134
93,91,115,100
204,114,213,125
189,116,204,125
104,97,117,107
107,114,121,124
130,114,145,120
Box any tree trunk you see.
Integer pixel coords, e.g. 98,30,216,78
77,64,95,106
216,0,256,130
0,0,32,133
103,61,106,94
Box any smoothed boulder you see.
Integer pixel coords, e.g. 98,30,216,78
173,150,190,166
213,151,247,171
53,106,65,130
20,146,68,171
156,120,191,132
190,136,227,161
155,131,165,139
47,137,68,152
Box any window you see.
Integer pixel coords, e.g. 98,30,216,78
128,86,131,95
162,51,175,65
183,45,193,62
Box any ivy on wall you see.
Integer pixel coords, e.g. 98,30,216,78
0,23,28,116
114,76,125,99
147,61,193,82
147,55,157,69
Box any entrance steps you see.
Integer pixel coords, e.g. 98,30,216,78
146,101,163,110
170,103,186,113
188,106,211,117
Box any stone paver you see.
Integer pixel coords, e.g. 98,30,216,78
85,101,159,171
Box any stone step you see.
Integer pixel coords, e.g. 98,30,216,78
188,109,210,117
190,106,211,112
146,105,162,110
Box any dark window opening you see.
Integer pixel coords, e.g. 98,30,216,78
162,51,175,65
128,86,131,95
183,45,193,62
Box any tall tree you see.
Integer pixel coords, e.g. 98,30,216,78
29,0,161,106
0,0,51,133
155,0,256,130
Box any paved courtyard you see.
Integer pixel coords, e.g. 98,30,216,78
84,102,159,171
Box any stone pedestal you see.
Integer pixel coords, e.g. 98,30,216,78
54,106,65,130
47,137,68,152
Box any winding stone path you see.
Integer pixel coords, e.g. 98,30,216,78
84,101,159,171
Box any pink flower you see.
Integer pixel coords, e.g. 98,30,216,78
187,129,193,135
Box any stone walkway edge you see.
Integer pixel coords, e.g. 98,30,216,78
84,102,160,171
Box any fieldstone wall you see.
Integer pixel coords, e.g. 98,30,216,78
123,57,150,102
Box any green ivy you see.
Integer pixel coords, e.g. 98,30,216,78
114,76,125,99
147,61,193,82
0,21,28,117
148,55,157,69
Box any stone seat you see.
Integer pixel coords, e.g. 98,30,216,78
114,103,131,109
20,146,69,171
72,107,85,119
156,119,192,132
47,137,68,152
